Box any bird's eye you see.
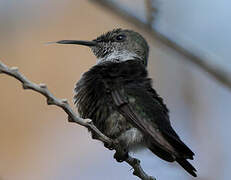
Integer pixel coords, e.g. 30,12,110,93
115,34,126,42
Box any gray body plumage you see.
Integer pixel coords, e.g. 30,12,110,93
104,112,144,151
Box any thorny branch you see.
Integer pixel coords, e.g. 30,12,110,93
92,0,231,91
0,61,155,180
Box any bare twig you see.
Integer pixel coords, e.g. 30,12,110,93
92,0,231,91
145,0,157,27
0,61,155,180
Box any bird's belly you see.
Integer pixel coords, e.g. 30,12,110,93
119,127,145,152
104,111,145,151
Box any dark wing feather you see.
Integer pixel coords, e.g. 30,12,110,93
111,88,177,156
146,86,194,159
111,85,197,177
176,158,197,177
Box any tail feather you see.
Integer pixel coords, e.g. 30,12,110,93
149,144,175,162
163,132,194,159
176,158,197,177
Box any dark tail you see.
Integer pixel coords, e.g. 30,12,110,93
176,158,197,177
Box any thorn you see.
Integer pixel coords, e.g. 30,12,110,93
68,116,75,122
61,99,68,104
22,83,29,89
47,98,54,105
39,83,47,88
91,133,98,140
85,118,92,123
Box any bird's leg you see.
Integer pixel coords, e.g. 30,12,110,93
114,149,128,162
113,141,129,162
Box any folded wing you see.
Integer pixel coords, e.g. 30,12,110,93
111,85,197,177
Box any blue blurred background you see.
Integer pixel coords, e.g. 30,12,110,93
0,0,230,180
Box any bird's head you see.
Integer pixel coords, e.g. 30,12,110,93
56,28,149,66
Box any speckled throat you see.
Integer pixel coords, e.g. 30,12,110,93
97,50,140,64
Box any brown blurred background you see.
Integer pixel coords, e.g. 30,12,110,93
0,0,231,180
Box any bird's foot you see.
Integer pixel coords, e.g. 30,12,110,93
113,148,128,162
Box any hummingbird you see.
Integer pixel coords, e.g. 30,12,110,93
56,28,197,177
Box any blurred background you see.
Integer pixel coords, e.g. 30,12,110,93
0,0,231,180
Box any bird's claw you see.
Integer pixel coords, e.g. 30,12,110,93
113,149,128,162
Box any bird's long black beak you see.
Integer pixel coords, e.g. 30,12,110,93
55,40,97,47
